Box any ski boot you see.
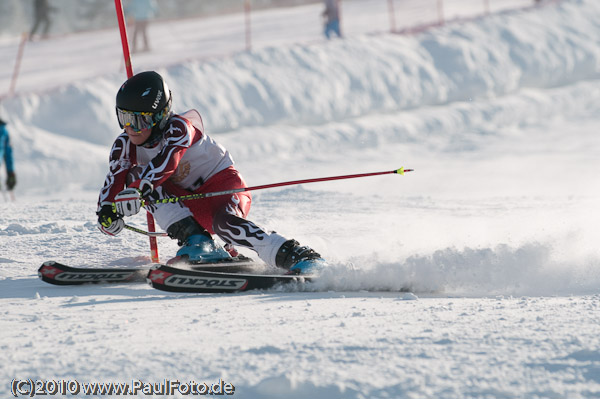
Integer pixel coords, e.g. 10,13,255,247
176,234,231,263
275,239,326,275
166,217,230,264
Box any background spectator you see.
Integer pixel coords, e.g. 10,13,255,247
126,0,158,53
29,0,55,40
322,0,341,39
0,118,16,192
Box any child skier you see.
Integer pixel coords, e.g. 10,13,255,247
96,71,324,274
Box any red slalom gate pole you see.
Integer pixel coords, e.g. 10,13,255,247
114,0,160,263
244,0,251,51
7,33,28,97
387,0,397,33
114,0,133,77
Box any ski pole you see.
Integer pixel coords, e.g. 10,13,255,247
143,167,413,206
125,167,413,237
124,224,169,237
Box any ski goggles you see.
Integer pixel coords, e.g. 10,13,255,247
116,108,156,132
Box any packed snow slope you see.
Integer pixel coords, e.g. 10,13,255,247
1,0,600,398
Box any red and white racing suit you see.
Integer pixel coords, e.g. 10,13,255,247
98,109,288,266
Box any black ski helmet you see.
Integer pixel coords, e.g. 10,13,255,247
116,71,172,146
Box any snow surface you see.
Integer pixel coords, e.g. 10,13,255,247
2,0,600,398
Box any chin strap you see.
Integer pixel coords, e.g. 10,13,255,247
141,126,163,148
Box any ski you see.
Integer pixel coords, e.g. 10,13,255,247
147,264,314,293
38,256,258,286
38,261,149,285
38,259,313,292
